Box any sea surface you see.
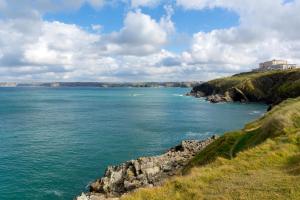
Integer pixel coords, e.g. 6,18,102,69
0,87,267,200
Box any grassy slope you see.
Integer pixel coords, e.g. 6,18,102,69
192,69,300,103
122,98,300,200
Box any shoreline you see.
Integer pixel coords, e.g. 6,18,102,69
0,82,202,88
187,69,300,106
76,136,217,200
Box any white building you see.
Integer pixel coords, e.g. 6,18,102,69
255,59,297,71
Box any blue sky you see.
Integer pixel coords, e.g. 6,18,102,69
44,3,239,34
0,0,299,82
44,3,239,52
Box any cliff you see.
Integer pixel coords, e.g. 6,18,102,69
77,70,300,200
189,69,300,104
122,97,300,200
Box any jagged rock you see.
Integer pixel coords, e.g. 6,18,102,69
228,87,249,102
195,91,206,98
186,91,205,98
191,82,215,97
76,193,119,200
206,94,233,103
78,136,217,199
224,91,234,102
204,88,250,103
207,94,223,103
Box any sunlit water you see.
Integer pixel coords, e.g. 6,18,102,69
0,87,267,200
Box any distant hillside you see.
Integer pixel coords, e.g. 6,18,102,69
189,69,300,104
123,97,300,200
0,81,202,88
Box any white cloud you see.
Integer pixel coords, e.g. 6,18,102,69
0,0,106,18
169,0,300,74
106,10,171,55
0,0,6,9
131,0,161,8
159,5,175,34
87,0,105,8
23,21,100,66
1,0,300,81
0,4,177,81
91,24,102,32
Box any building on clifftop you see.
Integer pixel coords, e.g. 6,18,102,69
253,59,298,71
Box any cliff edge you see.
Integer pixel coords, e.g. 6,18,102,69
189,69,300,105
122,97,300,200
77,70,300,200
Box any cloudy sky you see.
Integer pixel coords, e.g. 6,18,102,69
0,0,299,82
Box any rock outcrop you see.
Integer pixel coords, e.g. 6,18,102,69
188,69,300,105
76,136,217,200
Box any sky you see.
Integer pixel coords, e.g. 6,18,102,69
0,0,300,82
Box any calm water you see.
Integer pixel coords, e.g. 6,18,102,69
0,87,267,200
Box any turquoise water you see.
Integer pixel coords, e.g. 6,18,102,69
0,87,267,200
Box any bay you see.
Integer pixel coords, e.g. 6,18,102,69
0,87,267,200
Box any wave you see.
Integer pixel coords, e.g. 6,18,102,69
85,181,94,189
249,110,263,115
45,190,63,197
131,94,144,97
186,131,213,137
173,94,184,97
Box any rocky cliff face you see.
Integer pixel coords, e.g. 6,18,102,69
188,69,300,104
76,136,217,200
188,87,249,103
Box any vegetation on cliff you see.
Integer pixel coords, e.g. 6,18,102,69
122,97,300,200
191,69,300,104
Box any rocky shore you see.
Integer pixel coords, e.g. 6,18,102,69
186,85,249,103
76,136,217,200
187,69,300,104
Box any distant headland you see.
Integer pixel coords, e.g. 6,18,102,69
0,81,201,88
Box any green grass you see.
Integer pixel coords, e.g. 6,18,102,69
184,97,300,172
122,97,300,200
193,68,300,103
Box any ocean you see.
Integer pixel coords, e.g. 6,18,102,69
0,87,267,200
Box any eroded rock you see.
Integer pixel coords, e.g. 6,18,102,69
206,94,233,103
77,136,217,200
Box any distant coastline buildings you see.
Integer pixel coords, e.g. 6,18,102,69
0,82,202,88
253,59,299,71
0,82,17,87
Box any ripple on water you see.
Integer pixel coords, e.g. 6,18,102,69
45,190,64,198
185,131,213,138
249,110,263,115
0,87,267,200
172,94,184,97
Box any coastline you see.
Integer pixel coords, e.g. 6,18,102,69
0,82,202,88
76,136,217,200
187,69,300,106
75,70,300,200
119,97,300,199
